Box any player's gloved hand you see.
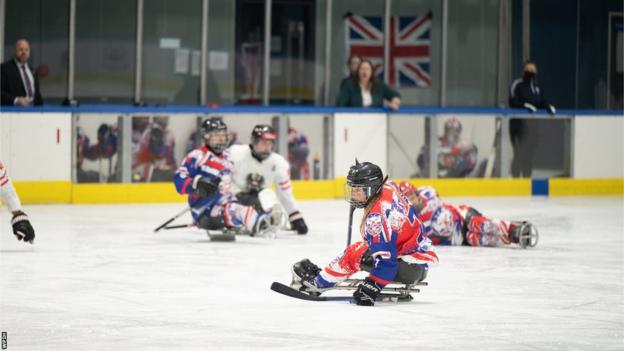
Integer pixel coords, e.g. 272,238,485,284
353,277,382,306
11,211,35,244
547,104,556,115
523,102,537,113
289,211,308,234
192,176,221,198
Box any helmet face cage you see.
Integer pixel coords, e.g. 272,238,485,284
202,119,228,154
444,118,462,143
344,160,384,208
344,183,374,208
251,125,276,160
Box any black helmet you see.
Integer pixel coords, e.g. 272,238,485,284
201,117,228,154
344,159,386,208
250,124,276,161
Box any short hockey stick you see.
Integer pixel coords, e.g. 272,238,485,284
163,223,195,230
346,205,355,247
154,207,191,233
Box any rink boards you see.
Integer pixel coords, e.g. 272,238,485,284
8,177,624,204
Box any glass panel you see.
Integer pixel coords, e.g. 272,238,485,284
76,114,121,183
235,0,265,104
268,0,318,105
507,116,571,178
390,0,441,106
131,115,195,182
329,0,385,106
434,115,497,178
446,0,498,106
207,0,236,105
286,115,326,179
142,0,202,104
4,0,69,104
387,114,427,178
577,0,623,109
75,0,136,103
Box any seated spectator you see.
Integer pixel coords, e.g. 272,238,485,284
336,59,401,110
1,39,43,106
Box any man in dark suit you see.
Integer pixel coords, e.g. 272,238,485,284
1,39,43,106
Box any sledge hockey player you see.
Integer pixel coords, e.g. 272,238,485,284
0,161,35,244
291,160,438,306
417,118,479,178
398,182,538,248
228,124,308,234
173,118,275,238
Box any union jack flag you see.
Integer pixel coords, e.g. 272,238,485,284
345,13,432,88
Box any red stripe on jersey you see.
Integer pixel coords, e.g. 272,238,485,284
0,179,8,187
181,178,192,194
368,274,390,286
204,159,225,171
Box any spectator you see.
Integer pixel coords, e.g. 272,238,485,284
508,60,556,178
287,127,310,180
132,117,176,182
337,55,362,95
337,59,401,110
1,39,43,106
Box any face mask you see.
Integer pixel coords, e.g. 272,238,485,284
523,71,536,80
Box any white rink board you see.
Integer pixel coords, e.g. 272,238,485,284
334,113,387,177
0,113,71,181
0,197,622,350
573,116,624,178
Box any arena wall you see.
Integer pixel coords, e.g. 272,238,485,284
1,108,622,204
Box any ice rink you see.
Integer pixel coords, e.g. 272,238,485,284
1,196,623,350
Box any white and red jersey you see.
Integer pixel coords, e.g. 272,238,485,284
0,161,22,212
228,144,299,216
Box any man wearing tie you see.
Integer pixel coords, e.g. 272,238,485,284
1,39,44,106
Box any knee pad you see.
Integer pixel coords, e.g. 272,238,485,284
359,249,374,273
198,215,225,230
394,261,427,284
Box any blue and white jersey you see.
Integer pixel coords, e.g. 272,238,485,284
173,146,234,221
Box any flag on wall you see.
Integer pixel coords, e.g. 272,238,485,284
345,12,432,88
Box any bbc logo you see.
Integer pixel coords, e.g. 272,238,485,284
1,331,6,349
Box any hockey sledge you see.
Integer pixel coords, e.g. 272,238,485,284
271,279,427,303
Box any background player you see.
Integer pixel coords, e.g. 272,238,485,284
0,161,35,244
398,182,538,248
173,118,274,236
417,118,479,178
228,124,308,234
291,160,438,306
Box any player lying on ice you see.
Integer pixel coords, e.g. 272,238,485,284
290,160,438,306
173,118,277,239
228,124,308,234
398,182,538,248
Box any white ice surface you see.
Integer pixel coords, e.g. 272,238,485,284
1,197,623,350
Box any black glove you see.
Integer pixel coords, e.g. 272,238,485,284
192,176,221,198
289,211,308,234
12,211,35,244
353,277,382,306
